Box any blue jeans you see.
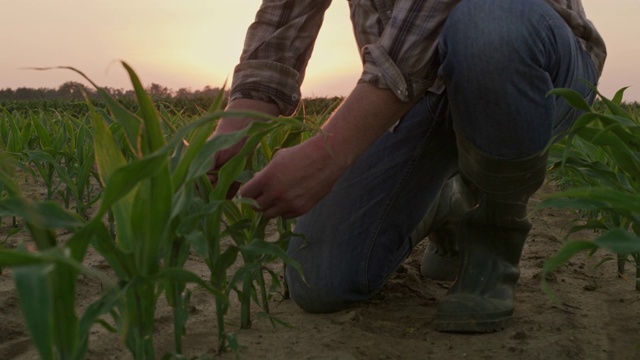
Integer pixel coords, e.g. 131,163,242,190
285,0,599,313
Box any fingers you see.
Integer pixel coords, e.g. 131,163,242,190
253,198,298,219
226,181,241,200
244,189,308,220
207,147,242,198
239,171,262,201
240,173,286,219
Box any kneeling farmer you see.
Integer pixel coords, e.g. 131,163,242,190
210,0,606,332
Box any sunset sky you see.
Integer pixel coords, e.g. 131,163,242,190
2,0,639,101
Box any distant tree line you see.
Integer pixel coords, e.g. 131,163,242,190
0,81,224,102
0,81,345,118
0,81,228,117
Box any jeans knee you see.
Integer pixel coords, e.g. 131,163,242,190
285,266,351,313
441,0,553,73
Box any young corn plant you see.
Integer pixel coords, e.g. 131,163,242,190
0,148,117,360
538,86,640,293
0,62,309,359
180,112,307,353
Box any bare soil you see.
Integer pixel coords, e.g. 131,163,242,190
0,183,638,359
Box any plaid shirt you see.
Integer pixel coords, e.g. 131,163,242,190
231,0,606,116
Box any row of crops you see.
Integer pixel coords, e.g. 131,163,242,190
541,87,640,292
0,63,638,359
0,64,331,359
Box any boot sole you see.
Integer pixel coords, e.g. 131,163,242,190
435,310,513,333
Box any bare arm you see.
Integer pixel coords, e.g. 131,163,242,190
212,98,280,140
207,99,279,196
240,82,421,218
317,82,419,169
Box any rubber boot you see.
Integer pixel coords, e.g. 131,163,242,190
411,175,474,281
435,135,548,333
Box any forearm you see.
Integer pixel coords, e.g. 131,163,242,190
239,83,422,218
310,82,422,171
216,98,280,133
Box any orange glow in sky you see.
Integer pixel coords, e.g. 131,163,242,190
1,0,639,101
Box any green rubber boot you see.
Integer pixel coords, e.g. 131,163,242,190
435,135,548,333
412,175,474,281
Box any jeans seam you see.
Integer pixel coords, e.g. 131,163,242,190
361,97,446,293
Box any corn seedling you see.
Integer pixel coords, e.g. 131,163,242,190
538,85,640,293
0,62,310,359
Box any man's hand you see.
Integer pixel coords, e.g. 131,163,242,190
240,135,346,219
239,83,421,218
207,99,279,198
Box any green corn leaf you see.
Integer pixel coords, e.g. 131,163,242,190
76,285,124,360
601,89,631,118
0,198,84,231
5,115,21,153
18,121,33,151
171,119,216,189
0,112,9,145
210,121,280,200
149,267,226,299
214,246,240,279
88,95,128,184
548,88,592,112
157,104,178,137
180,113,281,186
222,201,245,225
52,118,69,151
122,61,165,154
176,200,225,235
44,65,144,156
0,154,21,196
131,168,173,276
594,229,640,254
0,247,110,286
94,152,166,219
186,130,250,184
588,120,640,152
50,262,80,359
31,115,52,149
26,148,56,164
540,186,640,211
0,249,46,266
88,220,133,280
86,97,136,251
228,262,261,291
541,240,598,300
594,113,640,135
184,231,208,259
118,63,174,277
259,137,273,163
207,79,228,113
239,239,305,282
611,86,628,105
575,128,640,178
13,263,54,360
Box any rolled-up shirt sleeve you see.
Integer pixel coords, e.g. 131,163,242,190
231,0,332,116
355,0,460,101
232,0,605,113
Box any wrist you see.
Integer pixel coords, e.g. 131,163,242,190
306,133,352,173
214,98,281,135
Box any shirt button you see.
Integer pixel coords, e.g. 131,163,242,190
292,94,299,101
